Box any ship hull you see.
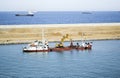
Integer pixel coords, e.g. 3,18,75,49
23,49,49,52
50,47,72,52
23,46,92,52
76,45,92,50
49,45,92,52
15,14,34,16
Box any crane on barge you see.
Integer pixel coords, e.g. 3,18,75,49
55,34,73,48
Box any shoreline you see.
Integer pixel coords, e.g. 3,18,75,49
0,23,120,45
0,38,120,45
1,23,120,28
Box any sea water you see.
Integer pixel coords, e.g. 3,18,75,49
0,40,120,78
0,11,120,25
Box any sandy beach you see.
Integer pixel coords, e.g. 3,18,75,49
0,23,120,44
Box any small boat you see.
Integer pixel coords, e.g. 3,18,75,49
23,40,49,52
75,32,92,50
75,42,92,50
15,11,34,16
23,29,49,52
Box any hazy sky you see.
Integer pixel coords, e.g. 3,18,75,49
0,0,120,11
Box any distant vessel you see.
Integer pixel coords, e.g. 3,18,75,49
82,12,92,14
15,11,34,16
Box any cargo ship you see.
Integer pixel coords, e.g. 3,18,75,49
15,11,34,16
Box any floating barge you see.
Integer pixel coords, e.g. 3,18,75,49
49,41,92,52
49,34,92,52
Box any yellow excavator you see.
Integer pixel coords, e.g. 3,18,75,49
55,34,72,48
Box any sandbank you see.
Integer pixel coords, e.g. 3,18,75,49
0,23,120,44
